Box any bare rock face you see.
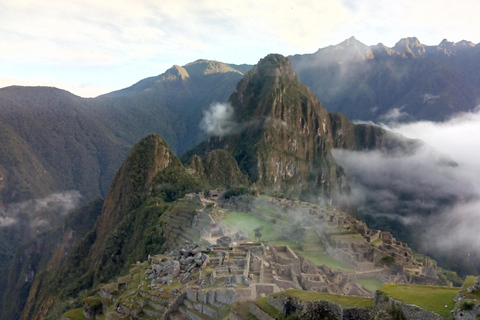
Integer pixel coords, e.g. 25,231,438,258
393,37,426,57
184,54,351,203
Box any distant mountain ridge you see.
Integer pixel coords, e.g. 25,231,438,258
1,36,478,207
289,36,480,122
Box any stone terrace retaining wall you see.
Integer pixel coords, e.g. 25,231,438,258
268,292,372,320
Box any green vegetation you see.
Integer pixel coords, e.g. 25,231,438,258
378,255,395,266
255,296,284,318
437,268,464,287
379,283,460,317
358,278,384,292
385,302,406,320
223,211,283,240
460,299,475,311
62,308,89,320
223,186,251,199
299,250,353,271
231,301,254,319
269,240,301,250
83,296,103,312
283,289,373,308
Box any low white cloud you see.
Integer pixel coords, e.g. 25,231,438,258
0,216,17,227
333,108,480,273
200,102,238,136
0,191,82,229
379,106,410,122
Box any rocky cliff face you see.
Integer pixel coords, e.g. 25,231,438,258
183,54,402,203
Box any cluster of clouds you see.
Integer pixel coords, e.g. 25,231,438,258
333,108,480,265
200,102,238,137
2,0,480,97
0,191,81,229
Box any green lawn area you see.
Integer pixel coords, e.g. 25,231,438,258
269,239,301,250
222,211,284,240
357,277,384,292
268,240,352,271
299,250,353,271
283,289,373,308
379,283,460,317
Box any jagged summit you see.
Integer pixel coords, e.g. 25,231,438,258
393,37,426,57
310,36,374,64
228,53,329,129
254,54,298,79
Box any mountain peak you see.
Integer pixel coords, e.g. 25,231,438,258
313,37,374,63
184,59,242,77
160,65,190,81
255,54,298,79
393,37,426,57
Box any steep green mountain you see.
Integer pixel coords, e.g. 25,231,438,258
95,59,248,154
289,37,480,122
2,134,247,320
0,86,129,206
183,54,408,203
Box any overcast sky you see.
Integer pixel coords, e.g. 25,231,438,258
1,0,479,97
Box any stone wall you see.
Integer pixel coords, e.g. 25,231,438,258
254,284,279,298
249,303,277,320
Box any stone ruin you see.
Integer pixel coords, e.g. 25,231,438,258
71,195,450,320
227,195,439,286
